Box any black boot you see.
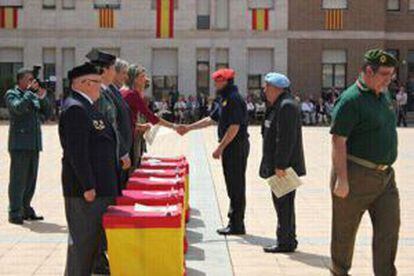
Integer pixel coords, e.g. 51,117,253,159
217,224,246,235
263,244,296,254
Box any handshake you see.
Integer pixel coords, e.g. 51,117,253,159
174,124,191,136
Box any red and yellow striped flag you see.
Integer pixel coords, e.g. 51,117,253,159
325,9,343,30
99,8,115,29
252,9,269,31
156,0,174,38
0,7,18,29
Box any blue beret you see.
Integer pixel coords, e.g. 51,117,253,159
264,73,290,88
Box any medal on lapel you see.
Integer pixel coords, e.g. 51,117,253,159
93,120,106,130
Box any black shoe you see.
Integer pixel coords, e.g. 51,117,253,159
263,244,296,254
217,226,246,235
93,269,110,275
23,214,44,221
9,217,24,225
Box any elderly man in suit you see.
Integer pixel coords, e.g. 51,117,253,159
5,67,51,225
59,63,118,275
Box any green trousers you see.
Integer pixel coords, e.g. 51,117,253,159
8,150,39,219
330,161,400,276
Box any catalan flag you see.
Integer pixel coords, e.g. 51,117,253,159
252,9,269,31
156,0,174,38
99,8,115,29
325,9,343,30
0,7,18,29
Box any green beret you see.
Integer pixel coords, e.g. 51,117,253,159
364,49,398,67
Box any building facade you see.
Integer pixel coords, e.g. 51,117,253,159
0,0,288,101
289,0,414,107
0,0,413,105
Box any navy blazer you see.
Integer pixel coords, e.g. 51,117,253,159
59,91,118,197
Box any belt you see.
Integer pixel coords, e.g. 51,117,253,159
347,155,390,171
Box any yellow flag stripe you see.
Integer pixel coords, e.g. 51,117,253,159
256,9,265,31
325,9,343,30
160,0,171,38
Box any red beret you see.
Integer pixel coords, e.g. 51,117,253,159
212,68,235,81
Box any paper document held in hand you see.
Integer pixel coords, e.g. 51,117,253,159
266,168,303,198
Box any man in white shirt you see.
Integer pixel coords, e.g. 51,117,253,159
396,86,408,127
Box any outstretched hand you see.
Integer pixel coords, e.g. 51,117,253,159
175,125,190,136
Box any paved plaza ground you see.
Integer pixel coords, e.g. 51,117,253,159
0,124,413,275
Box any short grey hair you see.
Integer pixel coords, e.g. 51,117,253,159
115,58,129,73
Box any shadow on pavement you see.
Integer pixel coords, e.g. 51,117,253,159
22,221,68,234
186,217,206,229
186,267,207,276
187,229,203,244
240,234,330,269
189,208,201,217
186,245,206,261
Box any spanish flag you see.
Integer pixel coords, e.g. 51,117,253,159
156,0,174,38
252,9,269,31
325,9,343,30
99,8,115,29
0,7,18,29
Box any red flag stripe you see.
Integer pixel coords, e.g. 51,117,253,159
252,9,257,30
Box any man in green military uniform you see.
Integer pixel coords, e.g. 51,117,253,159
5,68,52,225
330,49,400,276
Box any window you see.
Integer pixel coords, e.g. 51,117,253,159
0,48,23,107
151,0,178,10
0,0,23,7
62,48,75,96
215,48,229,69
407,51,414,80
43,0,55,9
152,76,178,99
247,75,262,97
94,0,120,9
43,48,56,83
387,0,400,11
322,0,347,9
197,49,210,96
322,50,347,90
215,0,229,29
247,0,274,9
152,49,178,98
248,49,273,97
197,0,210,30
62,0,75,9
410,0,414,10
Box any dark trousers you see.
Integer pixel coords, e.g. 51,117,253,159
397,106,407,127
221,138,250,228
8,150,39,219
64,197,114,276
271,190,298,248
331,162,400,276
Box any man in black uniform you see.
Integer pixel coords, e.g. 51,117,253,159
259,72,306,253
177,68,250,235
86,50,133,191
59,63,118,275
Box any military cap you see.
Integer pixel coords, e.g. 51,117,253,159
264,72,291,88
85,49,116,67
68,62,101,81
364,49,398,67
212,68,235,81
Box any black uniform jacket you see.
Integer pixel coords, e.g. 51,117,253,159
59,90,118,197
259,92,306,179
